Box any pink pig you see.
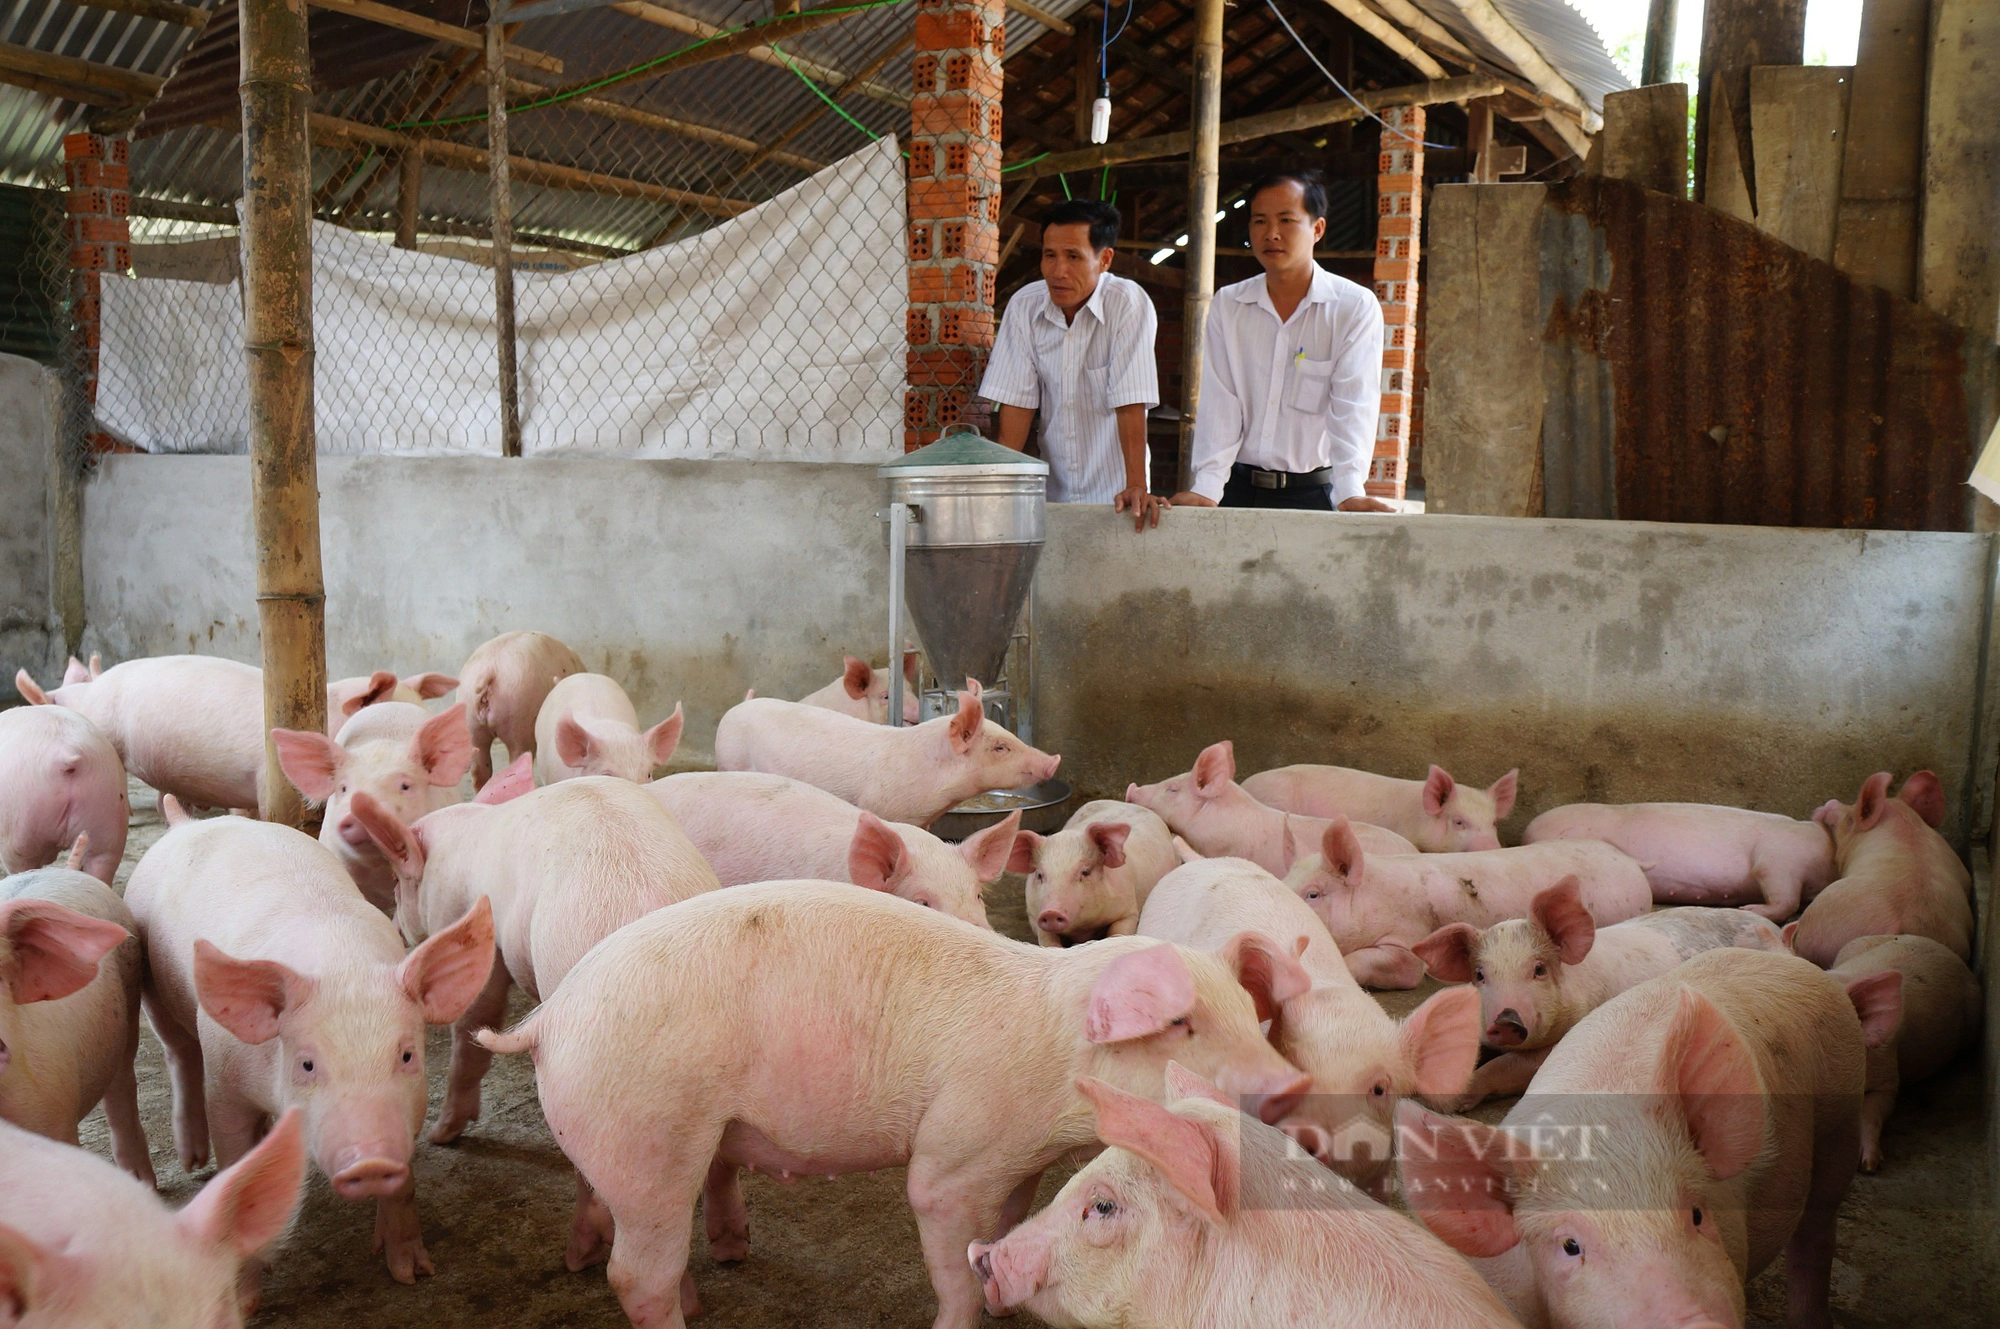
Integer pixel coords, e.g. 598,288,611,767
1242,762,1520,852
968,1063,1522,1328
1415,879,1785,1105
1288,818,1651,990
1138,856,1481,1190
713,691,1059,827
1789,771,1974,966
1125,741,1419,876
1399,947,1895,1329
532,673,684,785
647,770,1006,928
1011,799,1180,946
797,652,920,724
127,812,495,1284
325,670,457,736
475,882,1311,1329
0,1108,305,1328
0,703,127,883
457,630,586,789
1522,802,1834,919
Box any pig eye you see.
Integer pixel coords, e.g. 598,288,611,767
1561,1237,1582,1258
1089,1197,1117,1219
1370,1081,1388,1098
1692,1206,1703,1228
1169,1016,1190,1032
402,1050,414,1064
1533,962,1548,979
1473,967,1485,983
399,781,413,793
1304,887,1322,900
300,1058,314,1074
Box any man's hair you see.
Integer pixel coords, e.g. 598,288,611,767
1042,199,1122,252
1246,169,1330,221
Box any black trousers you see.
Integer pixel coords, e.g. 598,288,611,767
1219,463,1335,510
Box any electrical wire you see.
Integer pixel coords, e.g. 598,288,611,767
1261,0,1455,151
1099,0,1134,84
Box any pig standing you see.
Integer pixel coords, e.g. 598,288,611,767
476,882,1311,1329
458,630,586,789
349,776,724,1154
0,866,152,1182
714,691,1059,827
127,813,495,1283
325,670,457,735
648,770,1006,927
1287,819,1651,989
532,673,684,785
1414,879,1786,1104
1523,801,1834,920
1790,771,1974,966
1126,741,1418,876
1139,856,1481,1189
968,1064,1523,1329
1398,947,1897,1329
0,1109,305,1328
1012,799,1179,946
1242,762,1519,852
272,702,473,912
797,653,919,724
0,703,127,883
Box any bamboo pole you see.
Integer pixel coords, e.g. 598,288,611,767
395,148,421,248
1177,0,1224,489
1642,0,1680,86
306,0,563,73
240,0,327,825
487,21,521,459
0,40,166,102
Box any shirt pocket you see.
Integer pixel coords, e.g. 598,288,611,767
1076,365,1113,413
1287,356,1336,414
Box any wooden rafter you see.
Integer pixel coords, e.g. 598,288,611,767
0,40,165,104
608,1,906,107
69,0,209,28
305,0,563,74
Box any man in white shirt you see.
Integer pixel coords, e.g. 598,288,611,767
979,199,1167,530
1171,171,1395,512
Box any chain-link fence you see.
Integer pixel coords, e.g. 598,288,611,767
0,181,93,484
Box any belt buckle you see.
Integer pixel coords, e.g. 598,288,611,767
1251,468,1282,490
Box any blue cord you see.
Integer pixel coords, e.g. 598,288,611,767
1261,0,1456,151
1100,0,1134,87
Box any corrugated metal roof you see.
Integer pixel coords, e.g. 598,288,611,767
1409,0,1629,113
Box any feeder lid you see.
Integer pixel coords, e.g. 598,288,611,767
880,425,1048,478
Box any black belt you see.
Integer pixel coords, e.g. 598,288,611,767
1234,462,1333,490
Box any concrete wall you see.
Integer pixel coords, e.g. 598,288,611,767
0,352,57,702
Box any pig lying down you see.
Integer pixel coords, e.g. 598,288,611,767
1243,761,1519,852
1013,799,1179,945
533,673,685,784
458,630,585,789
1790,770,1973,966
0,702,128,883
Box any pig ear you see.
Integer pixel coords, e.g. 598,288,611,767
1854,771,1893,831
1843,971,1904,1049
1663,986,1765,1181
399,896,496,1025
1006,829,1043,876
194,942,307,1045
13,670,51,705
1395,1101,1520,1257
902,648,919,683
1531,877,1595,965
1779,921,1800,953
1086,944,1196,1043
554,711,595,770
1322,816,1365,884
1279,817,1301,873
62,655,92,685
1411,924,1479,984
1351,942,1426,990
1423,766,1456,817
1487,769,1519,820
644,703,685,766
1163,1060,1238,1109
1191,741,1235,798
476,752,536,805
840,656,872,700
177,1108,306,1258
960,810,1023,882
0,899,129,1004
1077,1078,1235,1224
1402,986,1483,1102
350,670,401,716
0,1222,60,1325
1217,930,1314,1022
87,653,101,678
402,671,458,700
1897,770,1946,829
947,691,983,754
847,812,911,891
1086,821,1131,869
271,727,343,803
413,703,473,787
347,790,426,882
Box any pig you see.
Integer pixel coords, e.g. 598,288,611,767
797,652,920,724
348,775,725,1150
1287,818,1651,990
968,1063,1523,1329
1125,740,1419,876
272,702,473,912
1414,880,1786,1105
1819,933,1982,1173
325,670,458,735
532,673,684,785
458,630,586,789
1242,762,1520,853
475,882,1312,1329
1789,771,1974,966
0,703,128,883
0,865,152,1182
647,770,1006,928
1138,856,1481,1189
0,1108,305,1328
1012,799,1179,946
17,654,268,815
1522,801,1835,920
126,813,495,1283
1398,947,1896,1329
713,690,1060,828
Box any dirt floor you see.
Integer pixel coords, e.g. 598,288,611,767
71,779,1998,1328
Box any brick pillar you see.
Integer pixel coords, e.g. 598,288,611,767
905,0,1004,450
62,132,131,454
1370,105,1423,500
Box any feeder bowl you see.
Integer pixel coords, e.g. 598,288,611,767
931,778,1073,841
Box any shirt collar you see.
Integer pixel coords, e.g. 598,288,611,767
1233,263,1337,315
1037,273,1112,327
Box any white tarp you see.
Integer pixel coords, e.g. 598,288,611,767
97,137,906,461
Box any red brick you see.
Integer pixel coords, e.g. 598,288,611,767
910,94,987,137
65,188,109,216
63,132,108,162
63,160,128,190
909,266,949,303
68,215,129,244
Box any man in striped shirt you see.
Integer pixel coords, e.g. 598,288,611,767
979,199,1167,530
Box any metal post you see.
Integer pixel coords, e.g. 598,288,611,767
886,502,909,728
1641,0,1680,87
486,20,521,457
241,0,328,825
1176,0,1224,489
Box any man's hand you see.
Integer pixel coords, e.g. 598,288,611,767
1338,495,1397,513
1114,485,1169,531
1169,490,1218,508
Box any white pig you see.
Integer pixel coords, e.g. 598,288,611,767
647,770,1007,928
1242,762,1520,853
1523,801,1834,919
713,691,1060,827
325,670,457,735
1012,799,1179,946
797,652,920,724
0,703,127,883
1790,770,1974,966
532,673,684,785
127,812,495,1284
458,630,585,789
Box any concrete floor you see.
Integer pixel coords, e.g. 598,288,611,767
72,781,1998,1328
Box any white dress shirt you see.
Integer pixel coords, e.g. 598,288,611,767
978,272,1161,504
1187,265,1383,504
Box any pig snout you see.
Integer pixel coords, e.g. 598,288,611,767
967,1236,1046,1315
1238,1071,1313,1126
1488,1008,1529,1047
330,1151,410,1200
336,816,373,850
1036,908,1070,935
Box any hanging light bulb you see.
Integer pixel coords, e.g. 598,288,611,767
1090,79,1111,145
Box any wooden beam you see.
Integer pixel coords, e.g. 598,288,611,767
1641,0,1680,86
1467,97,1497,182
505,73,824,173
0,40,165,103
609,1,906,107
1009,0,1072,37
395,148,421,248
1833,0,1928,298
1593,83,1688,197
1919,0,2000,341
1693,0,1805,202
1373,0,1474,60
487,23,521,459
1439,0,1599,141
0,64,131,109
1320,0,1447,81
1748,64,1850,261
306,0,562,74
131,194,237,223
1179,0,1224,491
71,0,209,28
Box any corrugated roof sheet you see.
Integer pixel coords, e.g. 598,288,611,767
1409,0,1629,113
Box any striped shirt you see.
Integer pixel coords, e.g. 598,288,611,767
978,273,1161,504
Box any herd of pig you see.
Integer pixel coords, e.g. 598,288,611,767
0,627,1983,1329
